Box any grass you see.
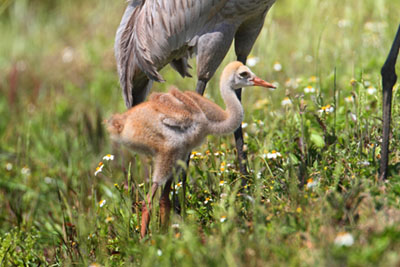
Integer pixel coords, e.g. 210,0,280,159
1,0,400,265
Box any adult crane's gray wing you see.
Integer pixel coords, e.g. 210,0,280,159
116,0,228,107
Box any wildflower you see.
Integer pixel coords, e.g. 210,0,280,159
256,120,265,126
338,19,351,28
204,197,212,204
305,55,313,63
62,47,74,63
369,143,375,149
175,182,182,191
367,86,377,95
345,96,354,103
220,193,228,198
318,104,334,114
87,233,96,240
190,151,202,159
334,232,354,247
220,162,226,172
309,76,318,83
364,21,386,32
273,62,282,72
304,85,315,94
358,161,370,166
296,207,302,213
21,166,31,176
105,216,114,223
157,249,163,256
306,178,318,189
241,122,248,128
5,163,12,171
350,78,357,86
44,177,53,184
266,150,282,159
247,56,259,67
214,151,225,157
350,113,357,122
99,199,106,208
281,97,292,106
220,216,227,223
255,98,269,109
219,180,226,186
285,78,299,89
103,154,114,161
171,224,180,229
94,162,104,176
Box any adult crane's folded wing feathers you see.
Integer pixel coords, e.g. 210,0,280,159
129,0,228,80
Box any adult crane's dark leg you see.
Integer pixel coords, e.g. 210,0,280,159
236,55,250,182
380,24,400,180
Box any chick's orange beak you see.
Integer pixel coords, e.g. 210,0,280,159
251,77,276,88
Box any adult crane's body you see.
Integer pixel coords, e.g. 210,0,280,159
115,0,276,106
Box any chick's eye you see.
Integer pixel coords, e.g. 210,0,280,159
239,71,250,78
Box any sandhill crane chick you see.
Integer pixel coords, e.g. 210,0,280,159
106,61,275,238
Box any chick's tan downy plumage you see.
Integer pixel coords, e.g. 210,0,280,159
107,62,275,238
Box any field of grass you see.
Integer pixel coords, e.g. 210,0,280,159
1,0,400,265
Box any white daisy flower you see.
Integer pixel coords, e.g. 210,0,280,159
5,163,12,171
334,232,354,247
94,163,104,176
345,96,354,103
44,177,53,184
103,154,114,161
99,199,106,208
306,178,318,189
273,62,282,72
337,19,351,28
285,78,299,89
304,86,315,93
281,97,292,106
247,57,260,67
266,150,282,159
204,197,212,204
62,47,74,63
157,249,163,256
219,180,226,187
220,216,227,223
174,182,182,191
21,166,31,176
318,104,334,114
367,86,377,95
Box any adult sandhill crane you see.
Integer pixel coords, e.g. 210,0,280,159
107,62,275,237
115,0,277,177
